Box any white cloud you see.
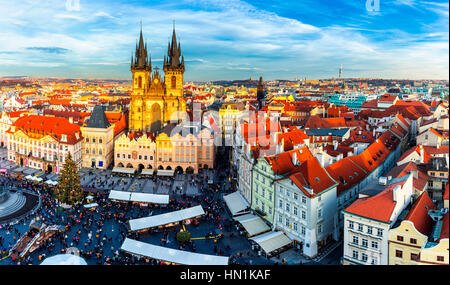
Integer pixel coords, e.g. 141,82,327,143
0,0,447,79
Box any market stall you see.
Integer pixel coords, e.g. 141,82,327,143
108,190,132,202
223,191,250,217
249,231,292,257
112,167,135,176
128,205,205,232
120,238,229,265
40,254,87,265
156,169,174,177
129,193,169,205
234,214,271,237
140,169,155,177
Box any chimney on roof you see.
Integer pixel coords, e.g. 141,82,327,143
420,144,424,163
333,140,338,150
411,169,418,179
69,117,73,124
292,151,298,166
392,184,402,202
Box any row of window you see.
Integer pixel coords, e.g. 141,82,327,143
279,186,308,203
86,149,103,155
396,235,417,244
85,137,103,144
352,250,377,264
348,221,383,237
352,236,378,249
394,250,420,261
279,199,316,220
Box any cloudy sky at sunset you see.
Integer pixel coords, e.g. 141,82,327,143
0,0,448,80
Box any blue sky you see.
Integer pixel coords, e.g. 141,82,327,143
0,0,448,80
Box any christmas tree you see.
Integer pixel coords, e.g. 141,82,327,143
55,152,83,206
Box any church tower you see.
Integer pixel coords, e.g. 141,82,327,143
257,76,265,109
163,23,186,122
130,23,151,131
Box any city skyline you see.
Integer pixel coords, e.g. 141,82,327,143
0,0,448,81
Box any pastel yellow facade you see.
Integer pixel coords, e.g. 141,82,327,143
219,102,246,143
388,221,427,265
416,239,449,265
114,126,215,174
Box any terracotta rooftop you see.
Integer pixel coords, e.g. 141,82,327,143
404,191,435,236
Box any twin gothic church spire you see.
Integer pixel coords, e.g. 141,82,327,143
131,22,151,71
131,21,184,72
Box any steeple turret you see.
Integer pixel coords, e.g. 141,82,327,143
131,23,151,71
164,22,184,71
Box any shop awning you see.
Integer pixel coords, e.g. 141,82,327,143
120,238,229,265
108,190,132,201
129,205,205,231
112,167,135,174
250,231,292,255
234,214,270,237
223,191,250,216
41,254,87,265
140,169,155,176
130,193,169,204
156,169,174,177
83,203,98,209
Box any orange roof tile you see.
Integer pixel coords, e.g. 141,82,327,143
343,188,397,223
404,191,435,236
8,115,82,144
289,157,338,197
439,212,449,241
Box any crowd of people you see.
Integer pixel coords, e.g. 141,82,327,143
0,151,268,265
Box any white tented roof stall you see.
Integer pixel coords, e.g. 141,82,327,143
249,231,292,256
156,169,175,177
140,169,155,176
108,190,132,201
223,191,250,216
120,238,229,265
130,193,169,204
234,214,270,237
112,167,135,175
129,205,205,231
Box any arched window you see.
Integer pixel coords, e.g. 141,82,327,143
171,76,176,88
138,76,142,88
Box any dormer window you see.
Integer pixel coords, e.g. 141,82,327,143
61,134,67,142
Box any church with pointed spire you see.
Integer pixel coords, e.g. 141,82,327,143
129,23,186,133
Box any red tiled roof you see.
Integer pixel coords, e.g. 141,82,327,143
326,130,399,194
378,94,398,102
277,129,309,151
423,145,449,156
304,115,348,129
439,212,449,241
395,100,432,117
325,156,368,195
6,110,28,118
8,115,82,144
289,157,338,198
265,146,313,176
343,188,397,223
386,162,429,192
397,144,431,165
404,191,435,236
361,99,378,109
